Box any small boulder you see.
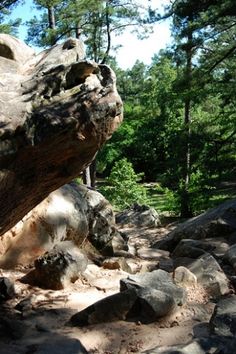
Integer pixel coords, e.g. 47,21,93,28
116,203,160,227
21,241,88,290
210,295,236,337
172,238,229,259
135,287,176,322
25,336,88,354
120,269,186,306
142,336,232,354
224,244,236,271
188,253,230,297
173,266,197,287
70,288,138,326
0,277,15,301
102,257,132,273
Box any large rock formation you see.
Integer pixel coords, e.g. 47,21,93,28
0,182,126,268
0,34,123,235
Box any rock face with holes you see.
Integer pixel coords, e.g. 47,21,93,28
0,34,123,236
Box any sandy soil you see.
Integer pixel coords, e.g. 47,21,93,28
0,224,215,354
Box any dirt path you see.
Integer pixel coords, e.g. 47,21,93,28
0,224,214,354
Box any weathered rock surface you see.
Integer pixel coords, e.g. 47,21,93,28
154,199,236,252
188,253,230,297
210,295,236,337
0,34,123,236
0,182,126,268
142,336,233,354
116,204,160,227
0,277,15,301
25,337,88,354
120,269,186,306
70,284,176,326
173,266,197,287
21,241,88,290
70,288,138,325
225,244,236,271
172,238,229,259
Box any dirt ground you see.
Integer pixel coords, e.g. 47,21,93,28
0,224,215,354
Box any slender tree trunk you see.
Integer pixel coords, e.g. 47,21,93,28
101,0,111,64
90,159,97,188
180,29,193,218
47,5,57,45
82,167,91,187
48,6,56,29
75,23,81,38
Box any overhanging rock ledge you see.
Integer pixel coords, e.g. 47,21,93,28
0,34,123,235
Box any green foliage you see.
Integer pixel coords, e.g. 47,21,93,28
26,0,151,63
100,158,147,210
0,1,21,35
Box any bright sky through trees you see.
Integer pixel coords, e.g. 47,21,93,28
9,0,171,68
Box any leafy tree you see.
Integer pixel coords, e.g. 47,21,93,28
0,0,21,34
26,0,151,63
100,158,147,210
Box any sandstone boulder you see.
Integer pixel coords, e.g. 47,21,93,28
0,34,123,236
0,182,127,268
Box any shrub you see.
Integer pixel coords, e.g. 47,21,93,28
100,158,147,210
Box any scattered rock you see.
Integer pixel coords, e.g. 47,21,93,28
188,253,230,297
120,269,186,306
116,204,160,228
158,258,174,272
142,336,232,354
224,244,236,271
173,266,197,287
70,288,138,326
102,257,132,273
0,313,28,339
172,238,229,259
153,199,236,252
0,277,15,301
21,241,88,290
25,336,88,354
137,247,170,260
70,284,176,326
15,295,37,314
135,287,176,322
100,230,128,256
210,295,236,337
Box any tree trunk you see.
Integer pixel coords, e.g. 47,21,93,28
82,167,91,187
82,160,96,188
101,0,111,64
180,28,193,218
48,6,56,29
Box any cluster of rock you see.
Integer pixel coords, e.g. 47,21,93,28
0,182,127,289
0,189,236,353
70,269,185,326
142,199,236,353
67,198,236,353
